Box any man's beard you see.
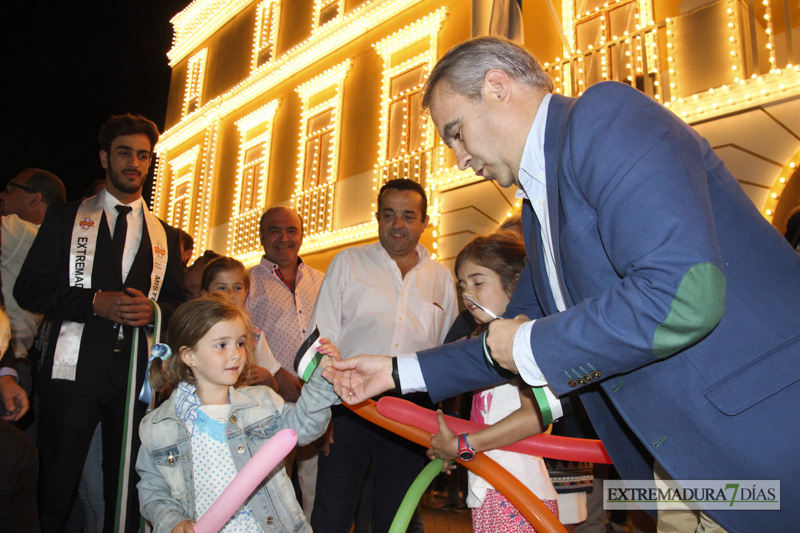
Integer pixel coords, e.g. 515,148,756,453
108,167,145,194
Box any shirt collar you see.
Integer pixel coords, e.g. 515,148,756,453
260,255,304,273
516,92,553,200
103,189,143,215
377,242,430,271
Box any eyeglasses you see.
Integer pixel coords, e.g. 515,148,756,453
4,182,37,194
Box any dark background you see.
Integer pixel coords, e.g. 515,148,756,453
2,1,193,200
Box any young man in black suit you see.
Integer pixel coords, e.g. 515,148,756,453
15,113,186,532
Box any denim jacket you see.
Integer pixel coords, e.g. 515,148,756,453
135,369,339,533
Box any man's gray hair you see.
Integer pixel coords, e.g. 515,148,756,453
422,37,554,110
23,168,66,206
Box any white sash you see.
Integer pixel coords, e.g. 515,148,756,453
52,190,169,380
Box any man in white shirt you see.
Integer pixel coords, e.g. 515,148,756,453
310,178,457,533
246,205,324,519
0,168,66,398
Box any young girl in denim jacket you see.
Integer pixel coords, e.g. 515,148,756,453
135,294,340,533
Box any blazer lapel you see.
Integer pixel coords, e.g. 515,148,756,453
543,94,577,308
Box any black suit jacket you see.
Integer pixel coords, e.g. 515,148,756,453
13,199,185,395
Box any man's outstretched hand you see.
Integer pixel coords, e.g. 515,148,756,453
322,354,395,404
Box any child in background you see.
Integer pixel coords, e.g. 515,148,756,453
201,255,282,391
427,230,558,532
136,294,340,532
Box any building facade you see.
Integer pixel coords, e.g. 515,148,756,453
152,0,800,272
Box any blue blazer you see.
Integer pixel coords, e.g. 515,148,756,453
418,82,800,532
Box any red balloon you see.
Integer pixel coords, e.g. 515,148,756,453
376,396,612,464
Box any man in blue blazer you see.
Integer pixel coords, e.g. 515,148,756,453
325,38,800,532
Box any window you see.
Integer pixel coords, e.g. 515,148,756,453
573,0,641,89
166,146,200,233
229,101,280,263
183,49,207,117
302,108,334,189
374,10,446,190
240,144,265,213
294,60,351,235
386,65,426,161
314,0,340,30
253,0,280,69
170,179,192,230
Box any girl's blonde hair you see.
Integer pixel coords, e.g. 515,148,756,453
201,256,250,293
150,293,256,392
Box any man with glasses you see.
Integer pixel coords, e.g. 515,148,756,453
0,169,65,397
15,114,185,532
0,169,65,225
0,168,63,532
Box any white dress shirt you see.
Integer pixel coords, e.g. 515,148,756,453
0,214,43,359
103,192,143,282
309,242,457,359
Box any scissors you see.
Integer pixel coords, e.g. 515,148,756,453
463,295,501,365
463,295,502,320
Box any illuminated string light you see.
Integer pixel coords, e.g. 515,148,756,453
762,154,800,222
156,0,800,264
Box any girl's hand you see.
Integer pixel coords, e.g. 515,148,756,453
316,338,341,369
171,520,195,533
427,409,458,471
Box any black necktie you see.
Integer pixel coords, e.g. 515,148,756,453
113,205,132,276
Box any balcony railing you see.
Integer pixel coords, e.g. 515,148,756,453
543,0,799,122
228,208,263,266
294,181,334,237
376,148,432,190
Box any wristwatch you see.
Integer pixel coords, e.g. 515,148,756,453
457,432,475,461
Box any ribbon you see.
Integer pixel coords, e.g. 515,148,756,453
115,300,162,533
138,342,172,407
531,386,554,427
482,330,495,366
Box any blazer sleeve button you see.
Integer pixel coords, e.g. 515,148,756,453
567,378,577,388
591,370,602,379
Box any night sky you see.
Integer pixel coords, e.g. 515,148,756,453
3,1,193,200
